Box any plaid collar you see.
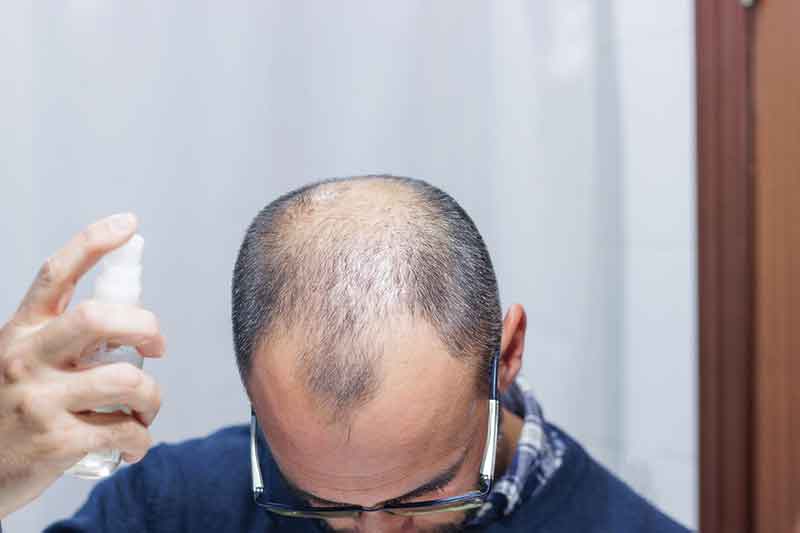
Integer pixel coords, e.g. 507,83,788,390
468,376,566,526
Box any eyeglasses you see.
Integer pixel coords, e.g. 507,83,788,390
250,350,500,519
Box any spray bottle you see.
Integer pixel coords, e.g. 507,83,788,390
65,234,145,479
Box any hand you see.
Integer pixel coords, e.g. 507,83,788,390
0,214,165,519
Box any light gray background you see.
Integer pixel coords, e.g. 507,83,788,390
1,1,696,531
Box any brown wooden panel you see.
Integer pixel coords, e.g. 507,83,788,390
696,1,754,532
753,1,800,532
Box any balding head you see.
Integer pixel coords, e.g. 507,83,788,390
232,175,502,420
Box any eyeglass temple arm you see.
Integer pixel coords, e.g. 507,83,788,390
251,409,264,495
479,350,501,481
480,399,500,481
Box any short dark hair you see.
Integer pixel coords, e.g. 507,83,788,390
232,175,502,415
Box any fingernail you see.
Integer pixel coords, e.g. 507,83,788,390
109,213,135,234
137,338,165,358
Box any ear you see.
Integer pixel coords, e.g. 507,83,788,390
498,304,527,394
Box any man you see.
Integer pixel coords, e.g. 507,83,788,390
0,176,689,532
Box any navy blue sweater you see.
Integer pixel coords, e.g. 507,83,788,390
45,424,690,532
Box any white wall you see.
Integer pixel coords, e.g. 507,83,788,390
1,1,696,531
617,0,697,524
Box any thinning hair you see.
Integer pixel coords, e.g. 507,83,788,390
232,175,502,416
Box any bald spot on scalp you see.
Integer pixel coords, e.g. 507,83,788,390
255,178,473,420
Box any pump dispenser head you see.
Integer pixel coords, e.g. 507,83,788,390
94,234,144,305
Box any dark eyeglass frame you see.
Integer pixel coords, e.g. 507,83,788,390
250,350,501,519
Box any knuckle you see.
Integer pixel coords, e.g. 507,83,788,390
1,355,30,384
15,388,47,424
37,257,61,287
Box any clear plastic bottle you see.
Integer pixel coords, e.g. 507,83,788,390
66,234,145,479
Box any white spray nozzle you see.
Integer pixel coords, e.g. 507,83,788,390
105,233,144,268
94,234,144,305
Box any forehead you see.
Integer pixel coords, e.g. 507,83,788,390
247,319,482,502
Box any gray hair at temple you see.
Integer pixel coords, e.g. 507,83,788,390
231,175,502,416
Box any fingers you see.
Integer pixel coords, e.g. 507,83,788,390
35,300,165,366
70,411,153,464
16,213,138,324
9,387,156,473
62,363,161,427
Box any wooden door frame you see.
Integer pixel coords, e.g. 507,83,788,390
696,1,755,532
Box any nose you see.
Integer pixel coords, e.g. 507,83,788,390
355,511,413,532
